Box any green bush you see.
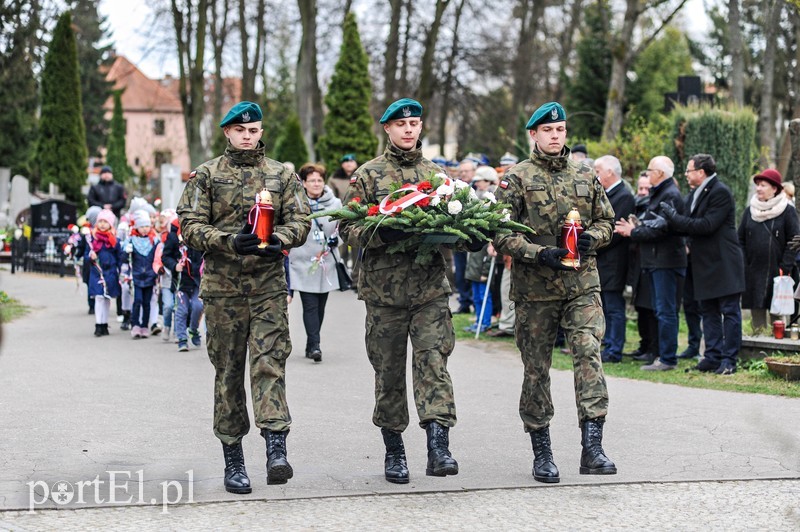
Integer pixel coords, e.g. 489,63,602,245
668,105,758,214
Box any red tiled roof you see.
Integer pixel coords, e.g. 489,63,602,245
103,55,183,113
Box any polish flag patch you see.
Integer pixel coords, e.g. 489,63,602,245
350,175,358,183
188,170,197,179
499,180,509,189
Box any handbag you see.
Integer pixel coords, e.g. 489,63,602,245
335,260,352,291
770,274,795,315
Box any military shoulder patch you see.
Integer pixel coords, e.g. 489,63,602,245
499,180,509,189
350,175,358,183
188,170,197,179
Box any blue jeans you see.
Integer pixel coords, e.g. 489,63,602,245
472,282,492,330
162,287,175,329
132,285,153,328
175,289,204,341
601,291,626,360
700,293,742,367
454,251,472,308
648,268,685,366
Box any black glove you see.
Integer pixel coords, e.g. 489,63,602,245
378,226,409,243
233,224,262,255
257,234,283,261
466,236,486,252
642,213,667,230
327,235,339,248
577,232,593,255
537,247,572,271
788,234,800,253
659,201,678,219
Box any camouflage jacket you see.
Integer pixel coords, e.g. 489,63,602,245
493,146,614,301
341,142,451,307
177,143,311,297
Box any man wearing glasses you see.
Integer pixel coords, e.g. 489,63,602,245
614,156,686,371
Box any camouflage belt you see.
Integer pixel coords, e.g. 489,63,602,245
528,235,559,247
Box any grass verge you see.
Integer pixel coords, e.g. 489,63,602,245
0,290,30,323
453,312,800,398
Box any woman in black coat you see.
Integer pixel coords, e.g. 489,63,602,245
738,169,799,332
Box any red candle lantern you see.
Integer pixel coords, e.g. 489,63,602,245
248,188,275,248
561,208,583,268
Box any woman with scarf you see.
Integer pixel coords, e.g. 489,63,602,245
738,169,800,333
287,163,342,363
86,209,124,336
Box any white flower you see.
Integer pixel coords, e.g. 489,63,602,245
436,183,454,196
501,209,511,222
448,200,463,215
468,188,478,201
483,191,497,203
435,172,449,181
454,180,468,190
430,196,441,206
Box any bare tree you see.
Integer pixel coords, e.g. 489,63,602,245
438,0,467,152
416,0,450,104
171,0,209,166
384,0,403,107
728,0,745,106
209,0,231,123
398,0,414,95
510,0,546,136
601,0,690,141
297,0,324,159
758,0,784,164
553,0,584,101
239,0,266,102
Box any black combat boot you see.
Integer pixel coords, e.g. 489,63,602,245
120,311,131,331
425,422,458,477
101,324,110,336
261,429,294,485
222,442,252,494
579,418,617,475
93,324,103,337
381,428,409,484
530,427,560,483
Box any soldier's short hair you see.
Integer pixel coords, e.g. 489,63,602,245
690,153,716,176
299,162,327,181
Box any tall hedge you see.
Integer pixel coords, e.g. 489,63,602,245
668,105,758,214
37,11,88,206
315,12,377,165
106,90,132,186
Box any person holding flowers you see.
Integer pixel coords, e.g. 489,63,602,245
493,101,617,484
340,98,472,485
288,162,343,363
85,209,124,337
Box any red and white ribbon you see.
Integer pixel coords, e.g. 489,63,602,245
378,177,453,215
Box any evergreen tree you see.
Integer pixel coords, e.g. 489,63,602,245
0,0,41,177
262,29,295,155
36,11,88,206
106,90,131,186
564,0,612,140
69,0,114,158
316,11,378,165
272,113,309,170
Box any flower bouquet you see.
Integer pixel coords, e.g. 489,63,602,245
309,172,534,264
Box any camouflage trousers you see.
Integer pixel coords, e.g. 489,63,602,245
204,291,292,445
515,292,609,432
365,295,456,432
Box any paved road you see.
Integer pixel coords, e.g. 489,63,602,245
1,271,799,529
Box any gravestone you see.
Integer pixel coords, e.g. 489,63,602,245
29,200,76,254
160,163,183,210
0,167,9,227
9,175,29,225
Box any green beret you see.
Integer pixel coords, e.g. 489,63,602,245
219,101,263,127
526,101,566,129
340,153,356,163
380,98,423,124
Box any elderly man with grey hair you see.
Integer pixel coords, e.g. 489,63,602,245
594,156,635,363
614,156,687,371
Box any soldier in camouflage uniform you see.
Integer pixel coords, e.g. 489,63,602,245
341,98,474,484
493,102,617,484
177,101,310,493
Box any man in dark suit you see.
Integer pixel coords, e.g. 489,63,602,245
595,155,635,363
660,154,745,375
615,156,687,371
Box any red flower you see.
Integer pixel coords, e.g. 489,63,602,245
367,205,380,216
417,197,430,208
351,196,361,204
417,181,433,192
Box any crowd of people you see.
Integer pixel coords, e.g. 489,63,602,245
65,96,798,495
